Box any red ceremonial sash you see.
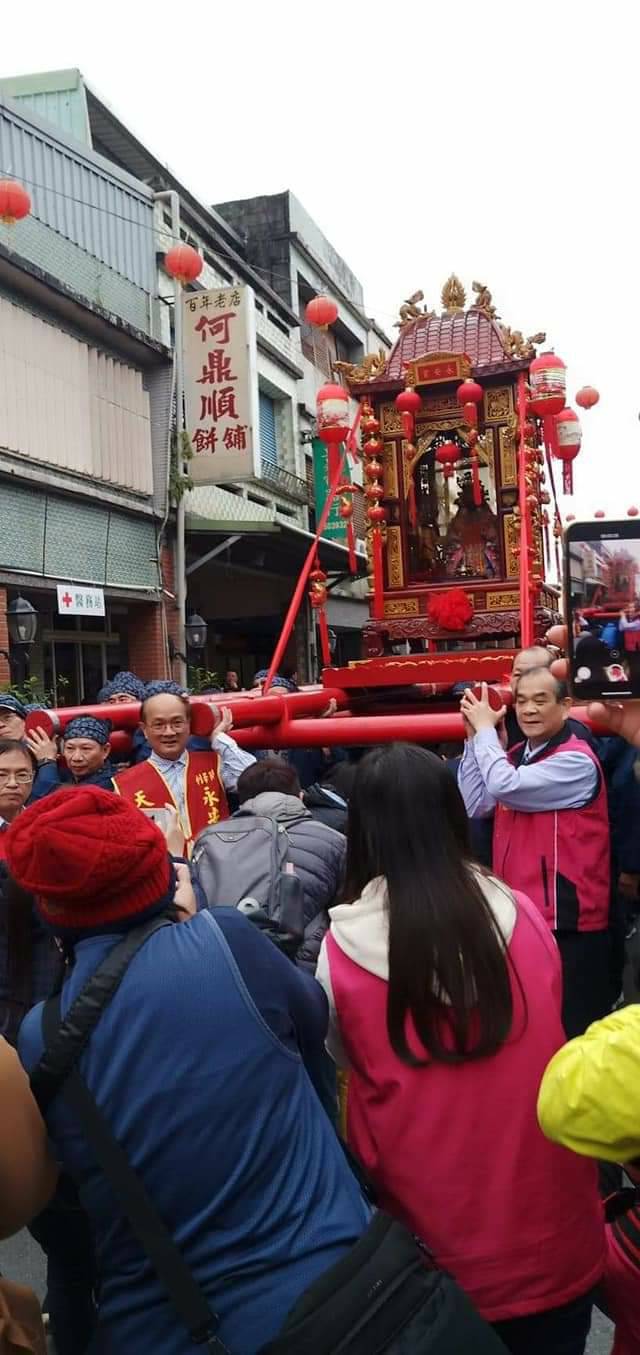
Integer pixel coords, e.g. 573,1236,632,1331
113,751,228,852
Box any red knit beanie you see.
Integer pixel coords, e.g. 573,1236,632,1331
5,786,172,934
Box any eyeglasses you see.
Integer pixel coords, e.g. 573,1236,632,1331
0,770,33,785
148,719,188,733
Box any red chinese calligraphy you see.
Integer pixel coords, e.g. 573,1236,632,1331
223,425,248,451
194,313,236,344
193,427,217,454
197,350,236,385
199,386,238,421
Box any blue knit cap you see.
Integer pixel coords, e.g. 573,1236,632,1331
63,716,112,745
0,694,27,719
143,680,190,700
97,671,146,703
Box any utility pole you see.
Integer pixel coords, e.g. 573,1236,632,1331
155,189,187,686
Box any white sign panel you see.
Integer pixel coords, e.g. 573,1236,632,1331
57,584,105,618
183,285,258,485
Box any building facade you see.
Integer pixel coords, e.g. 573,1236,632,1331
0,77,173,700
0,72,389,693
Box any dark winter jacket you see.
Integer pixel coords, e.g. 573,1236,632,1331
30,760,116,801
598,736,640,877
304,783,349,835
0,864,61,1046
239,791,346,970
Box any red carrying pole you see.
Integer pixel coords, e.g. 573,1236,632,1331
234,705,603,750
517,372,534,647
317,608,331,666
263,444,349,694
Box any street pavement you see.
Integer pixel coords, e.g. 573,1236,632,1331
0,1230,614,1353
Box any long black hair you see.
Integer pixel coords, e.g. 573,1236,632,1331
344,743,515,1065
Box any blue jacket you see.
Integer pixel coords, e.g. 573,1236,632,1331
30,761,115,801
20,909,370,1354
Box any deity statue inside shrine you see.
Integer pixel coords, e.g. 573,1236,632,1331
444,478,500,580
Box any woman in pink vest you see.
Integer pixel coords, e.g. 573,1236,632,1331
316,743,604,1355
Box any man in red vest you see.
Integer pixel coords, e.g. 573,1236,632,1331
458,670,611,1037
113,688,254,855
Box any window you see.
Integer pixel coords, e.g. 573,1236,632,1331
259,391,279,468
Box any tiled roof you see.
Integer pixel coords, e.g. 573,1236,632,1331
384,309,508,381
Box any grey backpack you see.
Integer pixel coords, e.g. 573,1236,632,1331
191,813,305,952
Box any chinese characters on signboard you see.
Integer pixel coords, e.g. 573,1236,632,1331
183,286,258,484
57,584,105,617
312,438,352,544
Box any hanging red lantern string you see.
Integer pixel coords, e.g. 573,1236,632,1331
367,505,386,620
317,383,350,482
309,561,331,667
337,485,357,574
164,243,204,285
553,407,582,494
0,179,31,225
457,378,484,506
541,510,551,569
395,386,423,442
528,352,567,484
468,430,482,507
435,439,460,518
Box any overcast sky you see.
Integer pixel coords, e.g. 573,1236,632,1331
2,0,636,520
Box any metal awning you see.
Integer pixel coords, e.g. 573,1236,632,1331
184,483,366,577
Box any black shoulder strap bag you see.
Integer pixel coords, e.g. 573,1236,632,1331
30,916,231,1354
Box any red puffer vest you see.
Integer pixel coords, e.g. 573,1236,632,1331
492,730,610,932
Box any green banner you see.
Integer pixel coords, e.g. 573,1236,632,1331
312,438,351,543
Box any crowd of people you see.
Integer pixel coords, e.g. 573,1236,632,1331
0,639,638,1354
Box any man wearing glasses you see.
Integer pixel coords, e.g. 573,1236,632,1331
113,683,254,856
458,670,611,1038
0,738,35,852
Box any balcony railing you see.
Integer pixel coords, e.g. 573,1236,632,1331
253,463,311,504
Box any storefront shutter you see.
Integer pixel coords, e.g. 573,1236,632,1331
259,391,278,469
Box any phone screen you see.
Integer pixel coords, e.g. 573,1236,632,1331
564,518,640,699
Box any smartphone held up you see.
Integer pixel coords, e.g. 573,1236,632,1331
564,518,640,700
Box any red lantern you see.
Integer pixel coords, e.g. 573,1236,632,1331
462,401,478,427
316,383,350,446
457,378,483,407
576,385,600,410
361,415,380,437
305,296,338,329
364,459,382,480
395,387,423,441
363,437,383,457
367,505,386,524
628,506,639,518
365,483,384,501
594,510,606,519
553,406,582,494
0,179,31,225
435,441,459,467
528,352,567,418
164,244,203,285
